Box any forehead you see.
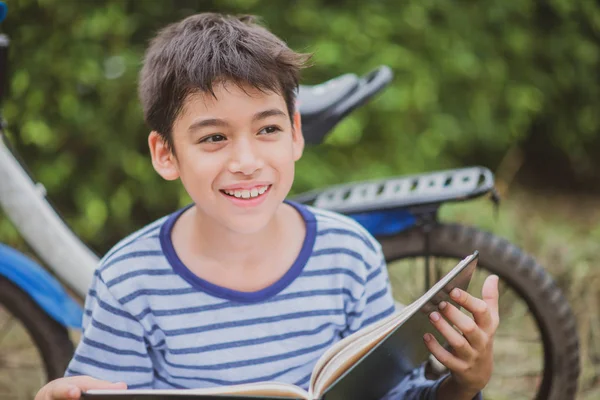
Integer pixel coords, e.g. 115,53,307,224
180,81,288,120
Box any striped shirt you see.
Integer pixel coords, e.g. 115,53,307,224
66,201,448,399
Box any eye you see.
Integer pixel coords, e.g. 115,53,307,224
199,134,227,144
258,125,282,135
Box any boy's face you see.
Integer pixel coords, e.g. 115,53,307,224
149,81,304,234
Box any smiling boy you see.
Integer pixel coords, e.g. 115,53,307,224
35,13,498,400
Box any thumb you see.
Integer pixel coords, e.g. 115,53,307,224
75,377,128,392
43,384,81,400
48,377,127,399
482,274,500,320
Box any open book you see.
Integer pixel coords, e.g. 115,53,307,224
83,251,479,400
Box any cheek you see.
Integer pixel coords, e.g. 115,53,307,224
269,144,296,171
178,151,220,188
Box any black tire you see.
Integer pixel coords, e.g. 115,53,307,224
0,276,74,381
377,223,580,400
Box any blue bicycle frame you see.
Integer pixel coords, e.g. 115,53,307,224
0,243,83,327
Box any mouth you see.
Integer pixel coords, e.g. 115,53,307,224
220,184,272,200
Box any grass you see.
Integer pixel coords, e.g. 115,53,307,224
0,187,598,399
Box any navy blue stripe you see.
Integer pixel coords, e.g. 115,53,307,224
361,305,396,328
147,324,162,337
73,355,152,373
316,228,376,252
102,223,162,262
106,269,175,288
165,363,304,386
346,290,392,327
163,335,335,371
82,337,148,358
90,318,144,342
155,371,186,389
120,287,198,304
366,287,388,305
302,268,364,286
88,290,138,322
170,321,344,354
128,381,154,390
65,368,86,376
294,372,312,387
102,250,164,271
366,263,384,282
312,248,372,269
162,309,343,337
132,289,360,320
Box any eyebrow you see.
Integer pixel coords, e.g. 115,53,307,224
188,108,287,133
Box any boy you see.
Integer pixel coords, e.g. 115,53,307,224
36,13,498,400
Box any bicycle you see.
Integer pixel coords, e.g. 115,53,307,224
0,5,580,399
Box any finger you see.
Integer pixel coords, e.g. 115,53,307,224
423,333,466,372
429,310,475,360
46,383,81,400
482,275,500,323
51,376,127,399
449,287,495,334
438,301,488,350
70,377,127,392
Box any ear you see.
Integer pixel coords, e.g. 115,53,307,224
291,111,304,161
148,131,179,181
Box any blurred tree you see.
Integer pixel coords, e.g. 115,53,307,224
1,0,600,254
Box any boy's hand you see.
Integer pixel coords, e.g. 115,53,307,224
424,274,500,400
35,376,127,400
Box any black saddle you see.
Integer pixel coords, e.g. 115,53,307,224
298,66,393,144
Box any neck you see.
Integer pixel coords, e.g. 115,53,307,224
185,205,289,269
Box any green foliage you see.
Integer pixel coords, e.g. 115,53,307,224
1,0,600,253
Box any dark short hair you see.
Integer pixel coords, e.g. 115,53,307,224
138,13,311,151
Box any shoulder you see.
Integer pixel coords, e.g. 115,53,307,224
296,204,385,280
307,204,382,256
95,213,171,284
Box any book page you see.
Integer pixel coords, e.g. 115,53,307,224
307,307,401,395
312,300,423,395
84,382,310,399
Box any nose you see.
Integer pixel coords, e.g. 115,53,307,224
227,137,264,175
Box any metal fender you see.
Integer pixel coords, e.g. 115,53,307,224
0,243,83,328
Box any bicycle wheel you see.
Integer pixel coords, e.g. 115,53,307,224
378,223,580,400
0,277,74,399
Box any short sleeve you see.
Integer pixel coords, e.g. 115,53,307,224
343,244,396,336
65,271,154,389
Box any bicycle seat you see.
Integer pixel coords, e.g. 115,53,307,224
298,66,393,145
298,74,360,118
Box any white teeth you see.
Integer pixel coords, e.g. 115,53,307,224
224,185,269,199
